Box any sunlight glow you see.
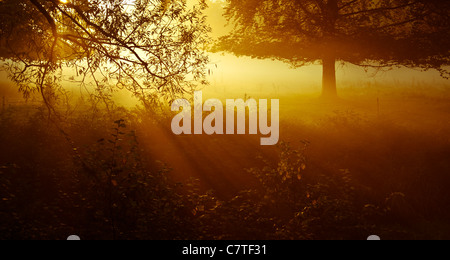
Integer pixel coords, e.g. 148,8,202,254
60,0,68,4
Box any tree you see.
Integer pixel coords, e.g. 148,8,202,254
0,0,210,111
215,0,450,98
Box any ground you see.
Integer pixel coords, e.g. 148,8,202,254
0,83,449,239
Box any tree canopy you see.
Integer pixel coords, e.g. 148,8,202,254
216,0,450,97
0,0,210,108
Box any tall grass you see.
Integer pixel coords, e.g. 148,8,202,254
1,84,449,240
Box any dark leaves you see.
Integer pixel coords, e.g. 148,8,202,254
217,0,450,72
0,0,211,112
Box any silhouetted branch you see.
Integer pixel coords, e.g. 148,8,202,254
341,0,420,17
338,0,358,11
28,0,57,37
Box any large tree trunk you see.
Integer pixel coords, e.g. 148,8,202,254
322,57,337,99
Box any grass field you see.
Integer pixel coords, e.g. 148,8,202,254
0,83,449,239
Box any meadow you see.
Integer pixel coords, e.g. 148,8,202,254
0,82,449,240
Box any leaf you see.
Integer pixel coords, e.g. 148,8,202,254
111,180,118,187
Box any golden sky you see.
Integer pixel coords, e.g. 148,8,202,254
202,0,449,98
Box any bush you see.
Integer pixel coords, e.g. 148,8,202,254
0,107,199,240
1,103,446,240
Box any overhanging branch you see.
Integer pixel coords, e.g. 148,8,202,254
28,0,57,37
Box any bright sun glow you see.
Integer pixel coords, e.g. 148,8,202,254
60,0,68,4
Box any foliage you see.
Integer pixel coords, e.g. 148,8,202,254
215,0,450,97
0,107,199,239
217,0,450,73
189,141,403,240
1,95,449,240
0,0,210,108
75,119,196,239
